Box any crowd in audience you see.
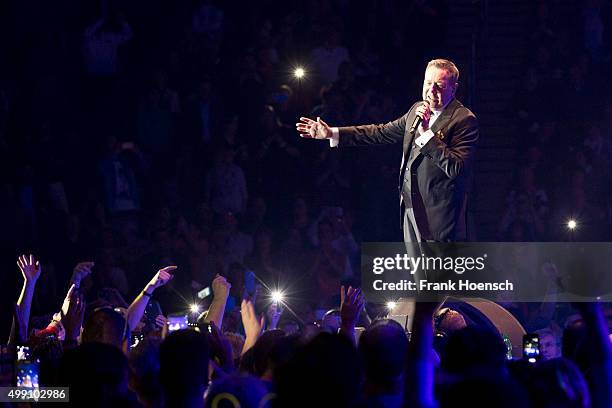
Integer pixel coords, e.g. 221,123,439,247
3,253,612,407
501,0,612,242
1,0,611,406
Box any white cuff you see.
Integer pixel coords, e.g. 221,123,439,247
329,127,340,147
415,128,435,147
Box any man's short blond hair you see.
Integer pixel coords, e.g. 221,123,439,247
427,59,459,84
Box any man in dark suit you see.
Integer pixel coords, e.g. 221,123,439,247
296,59,478,243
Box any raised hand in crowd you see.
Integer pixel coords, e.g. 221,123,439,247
241,299,264,356
202,322,234,377
127,266,176,330
146,266,176,293
9,255,42,344
18,254,41,283
70,261,95,289
203,274,232,329
212,273,231,300
62,285,86,343
339,285,365,344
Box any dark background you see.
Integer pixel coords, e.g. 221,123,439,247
1,0,611,335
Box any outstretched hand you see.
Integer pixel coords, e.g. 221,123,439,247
17,254,41,283
340,285,365,330
296,116,333,139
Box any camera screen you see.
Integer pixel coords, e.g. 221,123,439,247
16,361,39,388
197,287,212,299
168,315,188,332
523,334,540,360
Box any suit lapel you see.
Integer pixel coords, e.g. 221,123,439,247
403,117,417,157
430,98,460,138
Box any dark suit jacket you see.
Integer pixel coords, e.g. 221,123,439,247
337,98,479,241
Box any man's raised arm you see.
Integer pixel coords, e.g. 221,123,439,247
297,112,409,148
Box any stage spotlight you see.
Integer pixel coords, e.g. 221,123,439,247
190,303,201,314
293,67,305,79
386,301,397,311
567,219,577,230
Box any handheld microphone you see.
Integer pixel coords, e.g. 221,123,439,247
409,101,430,133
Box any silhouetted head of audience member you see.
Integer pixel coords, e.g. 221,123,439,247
199,322,234,375
437,375,531,408
536,358,590,408
204,373,269,408
81,307,129,351
251,329,286,379
268,332,301,380
511,358,590,408
128,337,162,408
239,345,256,375
435,307,468,336
223,332,245,367
358,319,408,394
160,329,210,407
433,307,468,358
31,335,63,387
60,342,136,407
276,332,363,407
562,321,594,377
441,326,507,376
320,308,341,333
279,318,300,335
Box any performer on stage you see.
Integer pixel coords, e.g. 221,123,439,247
296,59,478,243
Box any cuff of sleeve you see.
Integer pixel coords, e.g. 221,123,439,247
330,128,340,147
415,129,435,147
36,318,65,340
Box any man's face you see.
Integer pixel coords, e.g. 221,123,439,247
539,334,560,360
422,67,457,110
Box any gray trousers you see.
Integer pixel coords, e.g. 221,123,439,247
403,206,423,243
402,207,430,283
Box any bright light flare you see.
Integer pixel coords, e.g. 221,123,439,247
271,290,285,304
190,303,201,314
293,67,305,79
386,301,397,311
567,219,577,230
